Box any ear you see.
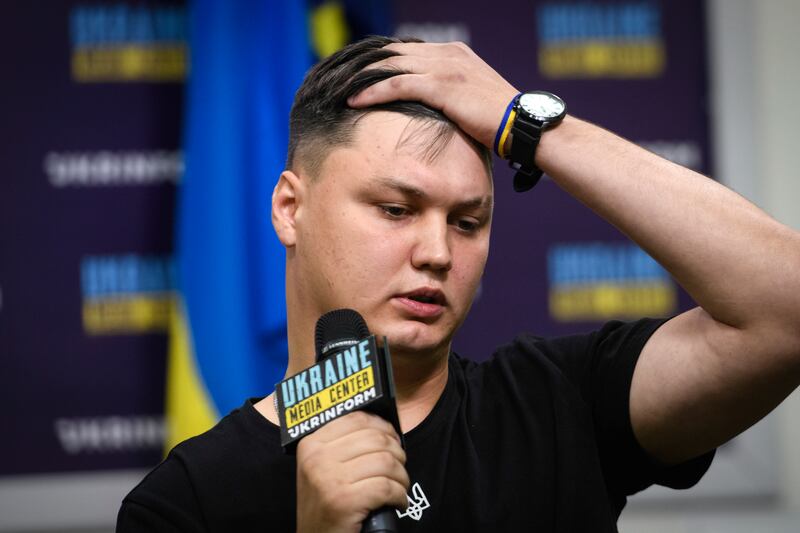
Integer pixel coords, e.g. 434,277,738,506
272,170,305,247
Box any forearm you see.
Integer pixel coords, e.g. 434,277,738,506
538,115,800,338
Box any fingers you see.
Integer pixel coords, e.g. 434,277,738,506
347,53,453,109
349,72,438,109
309,411,399,444
344,449,410,487
299,443,408,502
295,411,409,530
332,428,406,463
346,43,467,109
344,40,518,148
382,40,474,59
351,477,410,511
353,54,431,77
298,413,405,472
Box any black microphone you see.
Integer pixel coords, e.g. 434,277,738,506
316,309,400,533
314,308,370,360
274,309,402,533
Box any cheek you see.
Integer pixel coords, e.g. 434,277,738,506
345,228,406,282
314,216,406,295
452,241,489,295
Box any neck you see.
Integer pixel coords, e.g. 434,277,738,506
390,347,450,432
282,269,319,378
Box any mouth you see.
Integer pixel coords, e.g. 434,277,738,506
393,287,448,319
399,287,447,306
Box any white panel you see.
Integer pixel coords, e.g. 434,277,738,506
0,470,146,531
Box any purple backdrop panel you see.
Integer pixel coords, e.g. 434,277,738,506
0,1,184,475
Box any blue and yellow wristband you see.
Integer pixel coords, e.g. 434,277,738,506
493,92,521,159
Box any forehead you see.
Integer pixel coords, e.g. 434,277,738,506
316,111,493,202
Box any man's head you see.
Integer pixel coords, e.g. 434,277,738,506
273,36,494,366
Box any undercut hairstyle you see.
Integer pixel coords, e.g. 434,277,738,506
286,35,493,179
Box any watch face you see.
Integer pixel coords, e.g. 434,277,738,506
519,91,566,120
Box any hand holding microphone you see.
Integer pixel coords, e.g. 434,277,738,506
295,411,408,533
276,309,407,533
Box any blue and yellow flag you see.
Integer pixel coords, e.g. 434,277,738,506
167,0,391,451
165,0,311,451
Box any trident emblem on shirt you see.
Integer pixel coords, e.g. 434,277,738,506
396,482,430,521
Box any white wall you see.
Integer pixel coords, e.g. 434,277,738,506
620,0,800,530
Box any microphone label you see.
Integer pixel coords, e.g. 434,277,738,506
275,335,387,448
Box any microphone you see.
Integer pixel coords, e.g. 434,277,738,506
274,309,402,533
314,308,370,359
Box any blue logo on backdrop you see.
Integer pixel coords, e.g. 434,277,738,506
547,242,676,321
537,2,665,78
80,254,175,334
69,4,188,82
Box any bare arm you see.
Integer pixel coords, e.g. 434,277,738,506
539,117,800,463
350,41,800,464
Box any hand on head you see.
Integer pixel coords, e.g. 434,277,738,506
347,41,519,150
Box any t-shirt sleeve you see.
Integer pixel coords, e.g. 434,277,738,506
522,318,715,497
588,318,715,495
117,454,207,533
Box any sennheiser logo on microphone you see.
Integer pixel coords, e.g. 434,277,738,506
276,336,385,445
320,338,359,355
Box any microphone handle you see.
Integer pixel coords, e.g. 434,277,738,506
361,506,398,533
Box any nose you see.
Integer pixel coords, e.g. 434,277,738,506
411,215,453,272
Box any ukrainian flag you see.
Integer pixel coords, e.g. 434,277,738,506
165,1,310,451
166,0,392,451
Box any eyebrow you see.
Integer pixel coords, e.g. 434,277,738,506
373,176,494,210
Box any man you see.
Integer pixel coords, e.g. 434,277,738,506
118,36,800,532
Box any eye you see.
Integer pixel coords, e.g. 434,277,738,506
379,204,410,218
454,217,481,233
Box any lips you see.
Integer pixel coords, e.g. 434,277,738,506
393,287,447,319
399,287,446,306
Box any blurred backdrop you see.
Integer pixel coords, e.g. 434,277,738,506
1,0,798,531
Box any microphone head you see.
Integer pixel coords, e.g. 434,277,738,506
314,309,371,360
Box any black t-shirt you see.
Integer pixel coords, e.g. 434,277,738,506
117,319,714,532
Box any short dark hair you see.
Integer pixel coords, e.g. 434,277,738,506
286,35,492,178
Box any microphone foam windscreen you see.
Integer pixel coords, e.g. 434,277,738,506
314,308,371,359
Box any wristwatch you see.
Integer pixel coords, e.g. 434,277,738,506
507,91,567,192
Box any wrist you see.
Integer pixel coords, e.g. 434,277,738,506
534,113,573,169
502,131,514,161
505,90,567,192
493,92,521,158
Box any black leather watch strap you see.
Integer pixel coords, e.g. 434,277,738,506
508,115,545,192
509,123,538,174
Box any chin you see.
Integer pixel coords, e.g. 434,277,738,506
379,320,453,356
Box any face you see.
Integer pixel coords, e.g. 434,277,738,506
291,112,493,359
